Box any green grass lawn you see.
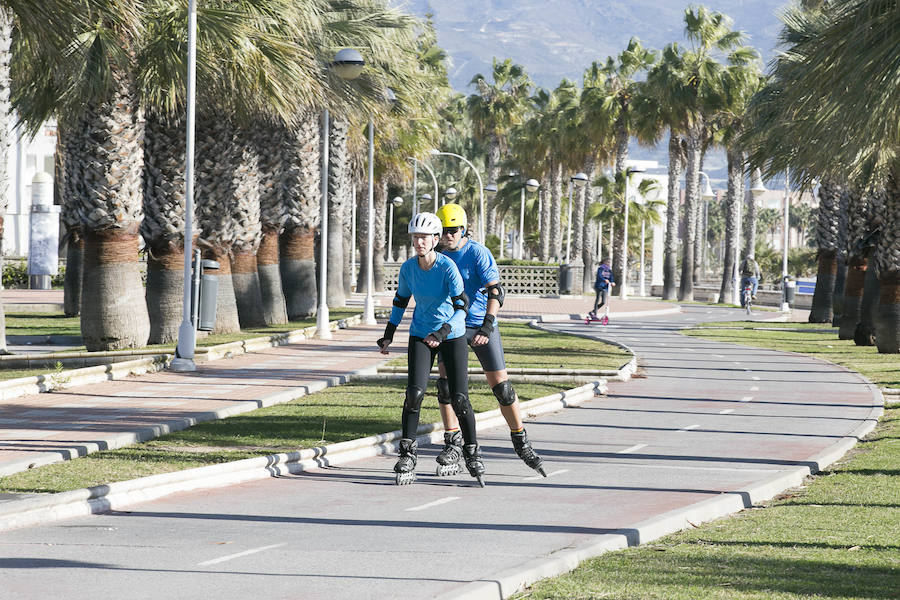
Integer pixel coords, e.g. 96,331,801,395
511,323,900,600
384,322,628,372
0,380,580,494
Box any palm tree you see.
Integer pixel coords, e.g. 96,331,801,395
745,1,899,351
466,58,532,236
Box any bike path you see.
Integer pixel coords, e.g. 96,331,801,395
0,305,881,599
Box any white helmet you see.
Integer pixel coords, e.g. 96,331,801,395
408,212,442,235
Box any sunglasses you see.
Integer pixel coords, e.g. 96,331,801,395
442,226,462,235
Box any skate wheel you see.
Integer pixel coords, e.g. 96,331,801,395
395,472,416,485
601,317,609,325
435,463,460,477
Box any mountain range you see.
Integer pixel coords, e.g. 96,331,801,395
397,0,794,185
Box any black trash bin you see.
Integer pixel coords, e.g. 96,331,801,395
783,276,796,305
558,264,575,295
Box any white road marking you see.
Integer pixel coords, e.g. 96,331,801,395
719,409,735,414
752,376,761,380
712,354,725,358
750,386,760,391
741,396,754,402
524,468,569,481
617,444,648,454
678,424,700,431
198,543,287,566
405,497,460,512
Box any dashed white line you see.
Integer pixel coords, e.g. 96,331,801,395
405,497,460,512
678,424,700,431
712,354,725,358
198,543,287,566
617,443,648,454
750,386,759,391
752,376,760,380
524,468,569,481
740,396,754,402
719,409,735,414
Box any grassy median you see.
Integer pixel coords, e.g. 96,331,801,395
512,323,900,600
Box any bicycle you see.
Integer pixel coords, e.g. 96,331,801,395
742,283,753,315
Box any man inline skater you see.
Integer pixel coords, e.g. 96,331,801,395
377,212,486,486
433,204,546,477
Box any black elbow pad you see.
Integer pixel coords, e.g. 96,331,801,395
485,283,505,306
393,293,411,308
451,291,469,314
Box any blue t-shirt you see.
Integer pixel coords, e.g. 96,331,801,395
389,253,466,340
441,239,500,327
594,264,614,290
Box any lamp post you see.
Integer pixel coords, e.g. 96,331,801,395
407,157,438,214
565,172,589,264
620,166,646,300
698,171,716,277
387,196,403,262
172,0,199,372
431,149,485,242
519,179,539,259
746,168,767,305
317,48,365,338
444,186,458,205
639,185,662,297
781,167,791,311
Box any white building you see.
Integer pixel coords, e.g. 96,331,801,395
4,119,58,257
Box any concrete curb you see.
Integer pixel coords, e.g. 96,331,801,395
0,314,363,402
0,379,608,533
437,390,885,600
527,319,638,381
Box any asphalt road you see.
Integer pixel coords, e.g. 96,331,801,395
0,306,881,600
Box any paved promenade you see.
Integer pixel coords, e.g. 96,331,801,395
0,293,876,600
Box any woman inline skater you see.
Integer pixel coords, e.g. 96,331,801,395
376,212,486,487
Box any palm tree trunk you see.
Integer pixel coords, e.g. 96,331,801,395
873,169,900,353
374,180,387,291
572,167,586,267
356,180,370,292
145,246,184,344
840,256,867,340
679,122,703,301
204,249,240,334
832,189,852,325
719,148,741,302
550,161,562,262
486,138,501,236
82,230,150,350
540,183,550,262
257,228,287,324
809,180,842,322
663,133,684,300
326,117,348,307
232,251,266,328
64,231,84,317
581,159,596,291
0,6,10,351
280,227,317,319
855,257,879,346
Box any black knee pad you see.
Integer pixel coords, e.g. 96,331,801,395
492,381,517,406
450,392,471,417
436,378,451,405
404,386,425,413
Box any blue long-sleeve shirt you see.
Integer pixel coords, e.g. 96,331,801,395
389,254,466,339
440,239,499,328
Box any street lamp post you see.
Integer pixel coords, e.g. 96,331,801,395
698,171,716,277
519,179,539,259
781,167,791,311
316,48,365,339
620,166,646,300
431,149,485,242
747,168,767,305
408,157,438,214
387,196,403,262
172,0,199,372
565,172,589,264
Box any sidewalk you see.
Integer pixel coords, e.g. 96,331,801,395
0,294,668,480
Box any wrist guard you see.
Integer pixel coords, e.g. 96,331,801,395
430,323,452,343
377,322,397,349
477,313,495,337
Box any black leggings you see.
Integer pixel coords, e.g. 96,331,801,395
403,335,476,445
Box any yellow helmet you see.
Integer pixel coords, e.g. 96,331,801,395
436,203,467,229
